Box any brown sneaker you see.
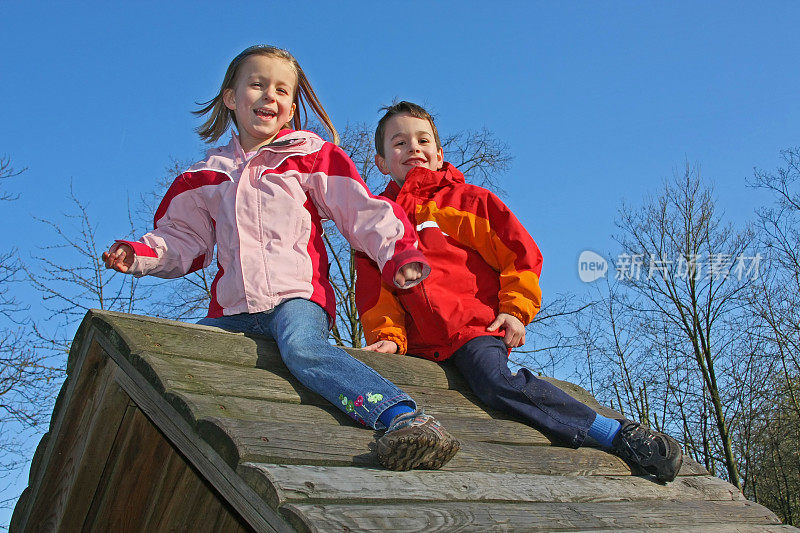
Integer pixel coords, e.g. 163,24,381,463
376,409,460,471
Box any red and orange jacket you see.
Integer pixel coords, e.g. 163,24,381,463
355,163,543,361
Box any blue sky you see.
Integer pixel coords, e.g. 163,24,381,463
1,0,799,523
2,2,798,298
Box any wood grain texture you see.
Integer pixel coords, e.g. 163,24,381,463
592,523,797,533
22,340,129,532
52,367,131,532
82,406,253,533
95,311,459,389
237,464,743,509
282,500,781,533
95,311,620,406
17,310,782,533
167,389,549,445
95,333,295,533
125,351,497,422
197,416,704,480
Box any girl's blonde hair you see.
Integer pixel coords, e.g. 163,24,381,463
194,45,339,145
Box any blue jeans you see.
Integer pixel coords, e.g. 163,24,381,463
198,298,415,429
450,335,596,447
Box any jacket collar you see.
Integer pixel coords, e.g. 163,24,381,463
226,129,317,164
381,162,464,200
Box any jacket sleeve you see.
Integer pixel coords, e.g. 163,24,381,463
437,188,543,325
114,172,216,279
354,250,409,354
305,143,430,288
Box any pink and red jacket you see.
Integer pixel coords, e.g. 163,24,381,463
115,129,429,320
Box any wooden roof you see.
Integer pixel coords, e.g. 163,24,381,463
11,310,795,532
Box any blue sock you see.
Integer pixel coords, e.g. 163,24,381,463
378,403,415,429
585,414,621,449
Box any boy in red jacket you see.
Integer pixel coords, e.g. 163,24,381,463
355,101,683,482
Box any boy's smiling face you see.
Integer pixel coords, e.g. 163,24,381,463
375,114,443,185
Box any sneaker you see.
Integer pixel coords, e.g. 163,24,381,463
376,409,460,471
611,419,683,483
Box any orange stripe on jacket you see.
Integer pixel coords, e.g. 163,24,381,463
416,201,542,324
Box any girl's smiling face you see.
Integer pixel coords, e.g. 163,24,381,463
375,114,443,185
223,54,297,152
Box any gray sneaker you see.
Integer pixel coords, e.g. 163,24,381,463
376,409,460,471
611,419,683,483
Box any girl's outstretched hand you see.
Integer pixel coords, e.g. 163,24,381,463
365,340,399,354
487,313,526,348
394,261,423,288
102,244,134,273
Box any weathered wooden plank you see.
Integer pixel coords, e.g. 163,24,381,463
167,390,550,446
127,351,494,421
21,339,128,532
237,463,743,509
167,389,351,426
84,405,177,531
93,311,274,366
93,332,295,533
198,416,700,479
95,311,632,416
454,439,705,476
592,524,798,533
95,310,458,389
404,385,497,418
125,351,636,452
97,311,621,411
140,446,254,533
97,311,627,426
52,367,132,532
281,500,781,533
82,405,252,532
128,350,298,400
434,413,550,444
138,441,200,529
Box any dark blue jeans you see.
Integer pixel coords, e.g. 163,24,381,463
450,335,596,447
198,298,415,429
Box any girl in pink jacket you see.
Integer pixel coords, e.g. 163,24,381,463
102,45,459,471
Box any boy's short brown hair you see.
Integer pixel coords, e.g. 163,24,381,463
375,101,442,157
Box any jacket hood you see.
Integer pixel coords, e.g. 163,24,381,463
381,162,464,200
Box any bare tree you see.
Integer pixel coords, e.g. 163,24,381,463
0,156,25,202
572,164,757,489
748,147,800,419
511,293,593,380
441,128,512,193
0,159,60,512
738,148,800,523
25,184,142,350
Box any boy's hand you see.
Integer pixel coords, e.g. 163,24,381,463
364,340,399,354
102,244,134,273
394,261,423,288
487,313,526,348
